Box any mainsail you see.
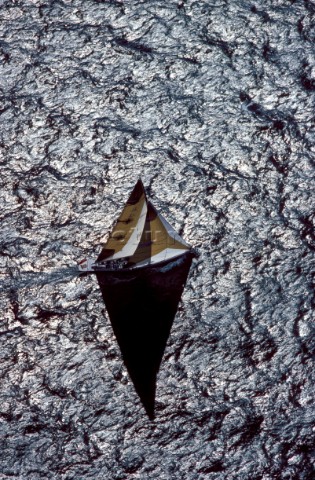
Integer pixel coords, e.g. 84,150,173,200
97,180,148,262
97,180,190,268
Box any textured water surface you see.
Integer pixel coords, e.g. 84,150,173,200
0,0,314,478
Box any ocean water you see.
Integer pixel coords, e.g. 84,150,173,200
0,1,314,478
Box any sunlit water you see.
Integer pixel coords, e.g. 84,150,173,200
0,1,314,478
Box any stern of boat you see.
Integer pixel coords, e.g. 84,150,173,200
78,258,96,272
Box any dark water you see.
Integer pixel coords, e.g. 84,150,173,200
0,1,314,478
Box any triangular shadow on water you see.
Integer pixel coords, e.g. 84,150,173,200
96,251,193,419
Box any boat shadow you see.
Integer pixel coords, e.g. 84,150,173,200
96,252,193,419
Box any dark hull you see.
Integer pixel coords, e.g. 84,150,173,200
96,251,193,419
92,252,188,272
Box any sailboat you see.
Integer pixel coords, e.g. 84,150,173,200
78,179,192,273
78,179,194,418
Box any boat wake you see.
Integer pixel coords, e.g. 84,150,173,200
0,266,79,292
